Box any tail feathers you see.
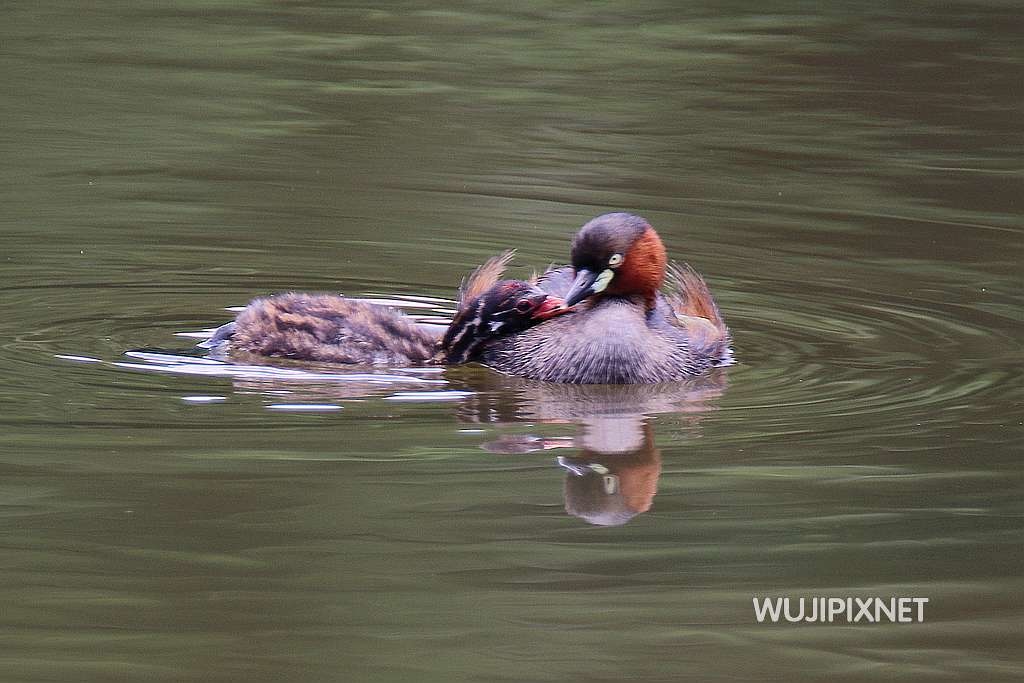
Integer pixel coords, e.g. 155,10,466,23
665,262,727,335
665,262,732,366
457,250,515,312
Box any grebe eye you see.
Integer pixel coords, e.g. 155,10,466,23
514,298,534,313
608,253,624,268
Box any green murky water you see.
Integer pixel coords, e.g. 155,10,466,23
2,2,1021,680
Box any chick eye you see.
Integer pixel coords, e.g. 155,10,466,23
514,299,534,313
608,253,624,268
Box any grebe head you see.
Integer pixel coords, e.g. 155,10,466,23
442,280,565,363
563,213,668,308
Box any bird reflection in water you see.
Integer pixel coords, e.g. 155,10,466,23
458,371,728,526
479,425,660,526
133,353,727,527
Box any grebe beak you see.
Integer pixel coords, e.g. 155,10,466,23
563,268,614,307
531,294,568,320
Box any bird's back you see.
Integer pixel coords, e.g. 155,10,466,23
486,264,732,383
230,293,440,365
480,298,695,383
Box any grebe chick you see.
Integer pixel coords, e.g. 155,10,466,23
199,252,565,367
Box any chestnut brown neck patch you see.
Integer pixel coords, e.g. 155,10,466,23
608,227,667,305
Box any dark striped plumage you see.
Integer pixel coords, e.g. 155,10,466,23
201,252,564,367
229,293,440,365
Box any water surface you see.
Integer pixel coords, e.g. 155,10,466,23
2,2,1022,681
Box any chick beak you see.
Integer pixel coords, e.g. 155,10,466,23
530,294,569,320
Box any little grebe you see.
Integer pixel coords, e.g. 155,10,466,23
479,213,733,383
200,252,565,366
